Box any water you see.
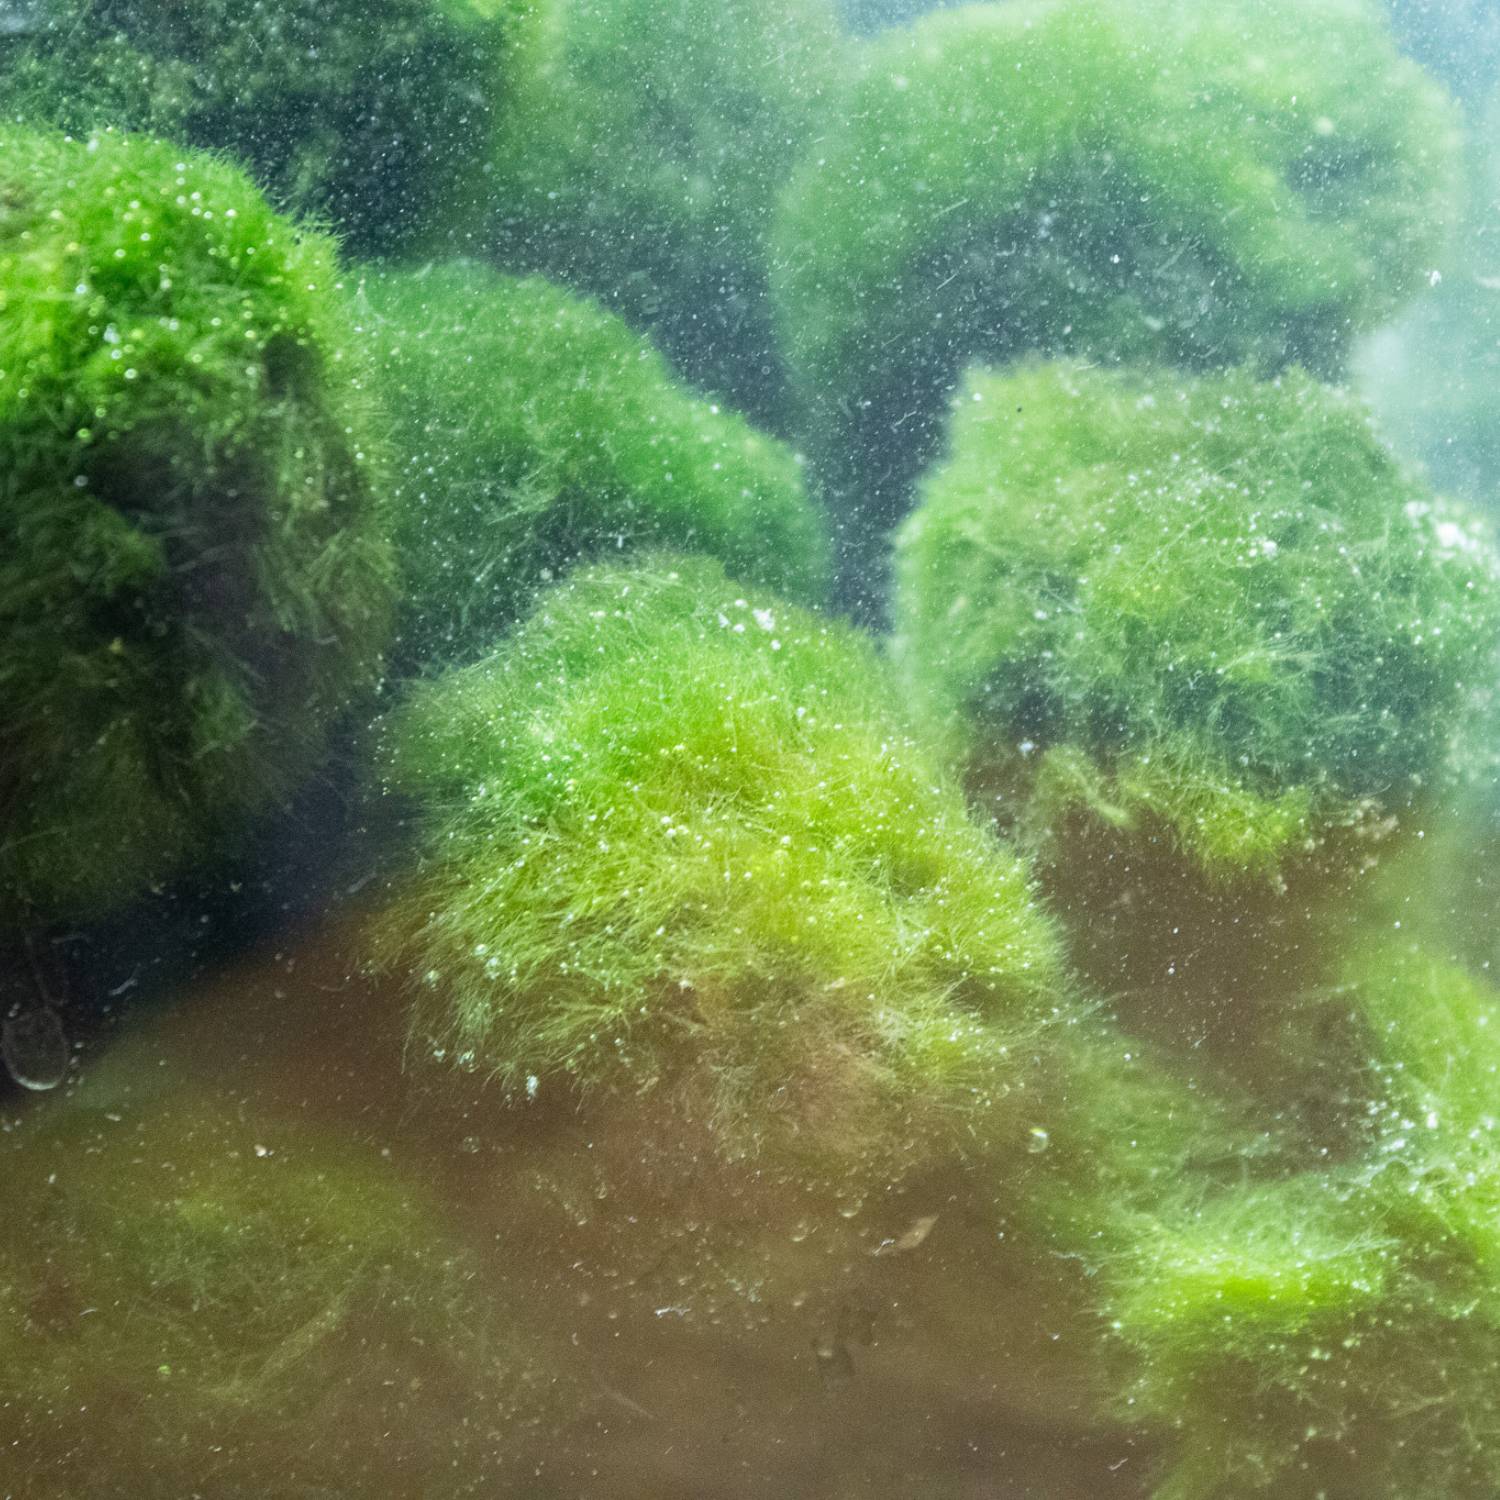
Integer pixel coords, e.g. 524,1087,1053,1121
4,1,1500,1496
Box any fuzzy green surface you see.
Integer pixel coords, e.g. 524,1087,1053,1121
490,0,844,422
892,361,1500,879
359,263,830,671
0,0,506,256
770,0,1461,578
374,554,1064,1176
0,1101,561,1498
0,20,191,137
0,128,392,922
775,0,1457,393
1109,944,1500,1499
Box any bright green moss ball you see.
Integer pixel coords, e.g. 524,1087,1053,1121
0,128,392,923
359,264,830,672
373,554,1063,1179
771,0,1461,591
0,1101,561,1497
491,0,845,423
892,361,1500,881
1109,945,1500,1499
0,0,507,256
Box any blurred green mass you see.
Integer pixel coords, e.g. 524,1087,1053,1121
0,127,392,923
0,12,192,136
0,1103,562,1498
771,0,1461,604
1108,943,1500,1499
358,263,830,672
489,0,845,427
892,361,1500,881
0,0,507,256
373,554,1071,1182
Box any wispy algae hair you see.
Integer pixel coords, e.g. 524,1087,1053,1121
358,264,830,672
0,0,508,255
0,127,392,922
892,360,1500,880
373,554,1063,1177
770,0,1461,591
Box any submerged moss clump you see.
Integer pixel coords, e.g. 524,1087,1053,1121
359,264,830,671
374,555,1063,1178
771,0,1460,589
1110,946,1500,1499
491,0,844,422
0,1103,558,1497
0,128,392,922
0,17,190,138
0,0,507,255
892,361,1500,880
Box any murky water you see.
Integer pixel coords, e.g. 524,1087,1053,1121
1,898,1148,1498
6,1,1500,1496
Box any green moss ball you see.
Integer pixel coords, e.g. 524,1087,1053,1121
491,0,845,423
0,0,507,256
0,128,392,923
372,554,1063,1180
892,360,1500,881
0,16,191,138
1109,945,1500,1499
359,264,830,672
0,1101,563,1497
771,0,1460,582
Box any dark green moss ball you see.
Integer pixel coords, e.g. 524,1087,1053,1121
0,128,392,923
0,12,191,137
893,361,1500,881
359,263,830,672
373,554,1063,1180
0,0,507,255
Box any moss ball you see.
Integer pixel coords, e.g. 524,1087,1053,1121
359,264,830,672
0,0,507,256
491,0,845,423
1108,945,1500,1500
0,128,392,923
892,361,1500,882
770,0,1461,592
0,15,191,138
372,554,1064,1181
0,1101,564,1498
